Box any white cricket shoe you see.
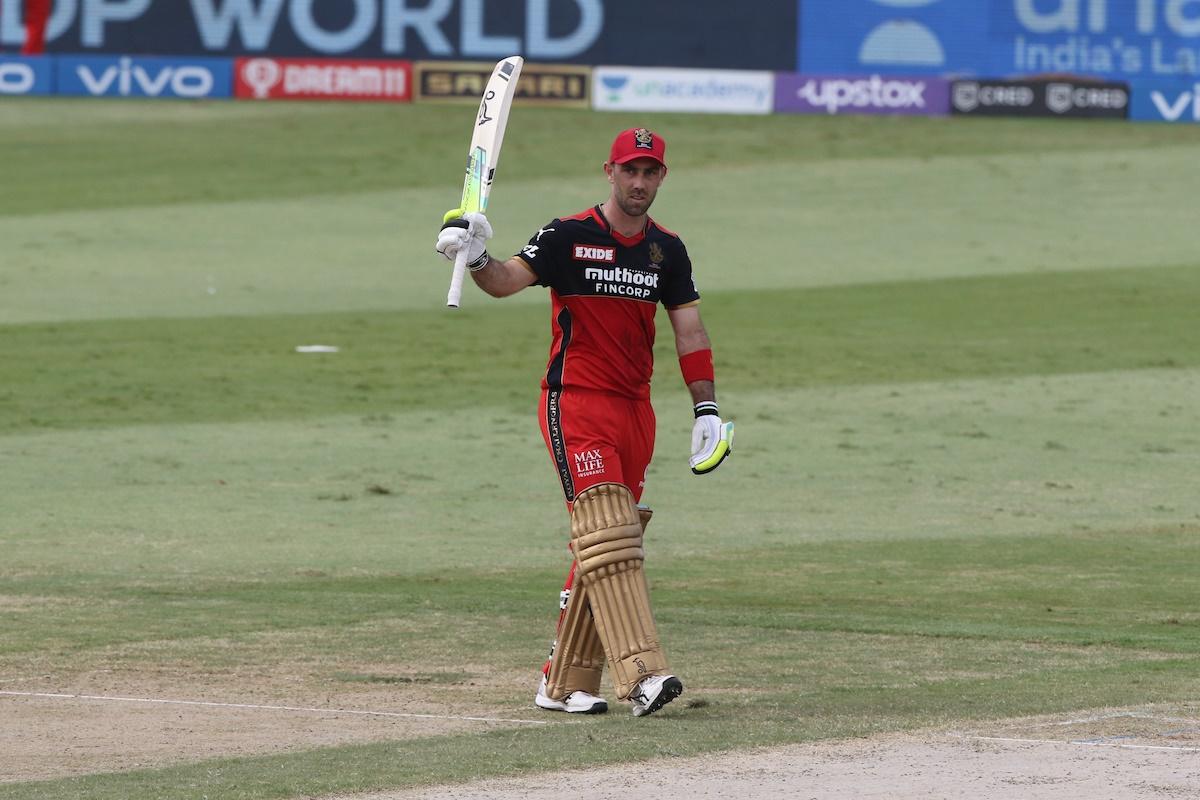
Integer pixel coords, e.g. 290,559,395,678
630,674,683,717
535,676,608,714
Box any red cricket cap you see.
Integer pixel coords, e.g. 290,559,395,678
609,127,667,168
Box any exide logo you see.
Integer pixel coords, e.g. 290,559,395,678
74,57,215,98
572,244,615,263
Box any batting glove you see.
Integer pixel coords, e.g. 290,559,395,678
436,211,493,271
690,401,734,475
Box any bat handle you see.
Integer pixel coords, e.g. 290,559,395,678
446,249,468,308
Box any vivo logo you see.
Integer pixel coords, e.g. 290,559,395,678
1015,0,1200,37
1151,83,1200,119
0,62,34,93
76,57,214,97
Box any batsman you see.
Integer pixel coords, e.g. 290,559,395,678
436,128,734,717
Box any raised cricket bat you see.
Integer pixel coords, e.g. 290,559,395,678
445,56,524,308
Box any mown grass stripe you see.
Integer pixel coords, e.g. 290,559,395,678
2,264,1198,434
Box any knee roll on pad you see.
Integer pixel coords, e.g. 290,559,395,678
570,483,668,700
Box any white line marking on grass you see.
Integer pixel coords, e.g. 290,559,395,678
0,690,548,726
1021,711,1200,729
959,734,1200,753
1023,711,1144,728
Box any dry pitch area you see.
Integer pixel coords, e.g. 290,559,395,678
4,682,1198,798
361,720,1200,800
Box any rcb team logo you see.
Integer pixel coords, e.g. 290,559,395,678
648,243,664,264
634,128,654,149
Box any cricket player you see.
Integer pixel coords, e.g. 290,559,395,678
436,128,733,717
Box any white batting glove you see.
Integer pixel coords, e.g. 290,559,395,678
436,211,493,271
690,401,734,475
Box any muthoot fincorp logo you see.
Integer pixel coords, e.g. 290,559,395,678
584,266,659,298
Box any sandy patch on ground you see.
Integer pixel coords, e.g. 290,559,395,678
0,665,543,784
341,707,1200,800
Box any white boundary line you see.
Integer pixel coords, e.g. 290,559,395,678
0,690,548,726
957,734,1200,753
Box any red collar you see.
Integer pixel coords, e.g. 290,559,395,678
592,205,650,247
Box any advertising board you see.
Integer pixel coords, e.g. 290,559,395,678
1130,79,1200,121
593,66,773,114
950,78,1129,118
414,60,589,107
56,55,232,98
0,1,794,70
775,73,949,115
800,1,1200,82
235,57,410,101
0,56,54,95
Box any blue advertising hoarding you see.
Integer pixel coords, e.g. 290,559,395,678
0,56,55,95
57,55,233,98
1130,78,1200,120
800,1,1200,81
800,3,987,76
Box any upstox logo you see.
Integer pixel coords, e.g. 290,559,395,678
796,75,930,113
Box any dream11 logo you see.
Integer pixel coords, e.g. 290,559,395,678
241,58,282,98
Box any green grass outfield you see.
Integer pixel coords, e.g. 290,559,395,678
1,98,1199,798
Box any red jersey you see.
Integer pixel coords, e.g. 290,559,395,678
513,205,701,400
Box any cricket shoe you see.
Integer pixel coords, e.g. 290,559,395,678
535,676,608,714
630,674,683,717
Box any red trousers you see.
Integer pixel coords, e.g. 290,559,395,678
537,387,655,509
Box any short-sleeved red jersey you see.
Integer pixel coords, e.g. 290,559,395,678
513,205,701,400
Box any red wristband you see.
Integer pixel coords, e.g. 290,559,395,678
679,349,714,385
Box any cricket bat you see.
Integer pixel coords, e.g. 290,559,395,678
445,55,524,308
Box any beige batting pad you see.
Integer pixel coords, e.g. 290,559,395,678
544,504,654,701
570,484,668,700
543,573,606,700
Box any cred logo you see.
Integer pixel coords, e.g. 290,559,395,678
572,244,615,263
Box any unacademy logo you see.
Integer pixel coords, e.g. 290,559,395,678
797,75,928,113
601,74,628,102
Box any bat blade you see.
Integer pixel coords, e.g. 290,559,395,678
446,56,524,309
